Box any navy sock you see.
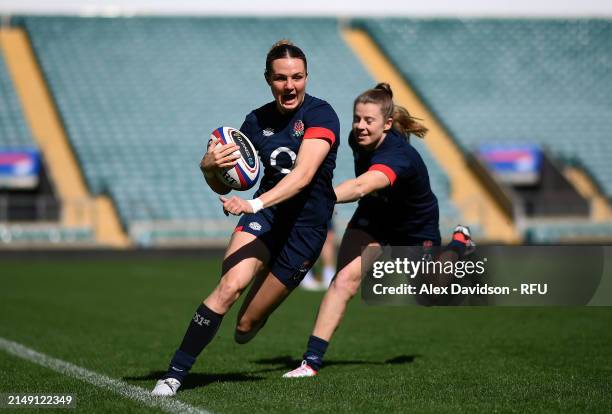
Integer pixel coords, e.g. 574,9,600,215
166,350,196,382
165,303,223,382
447,240,467,257
302,335,329,371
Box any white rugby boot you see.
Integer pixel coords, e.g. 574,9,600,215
282,360,318,378
151,377,181,397
452,225,476,256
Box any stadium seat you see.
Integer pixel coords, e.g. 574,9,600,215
525,221,612,243
0,51,34,148
0,224,94,245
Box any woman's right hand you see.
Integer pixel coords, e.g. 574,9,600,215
200,138,241,175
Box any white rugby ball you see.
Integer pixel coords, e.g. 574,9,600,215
210,126,260,191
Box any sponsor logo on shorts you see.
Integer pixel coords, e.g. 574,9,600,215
300,260,311,271
263,128,274,137
291,260,312,282
249,222,262,231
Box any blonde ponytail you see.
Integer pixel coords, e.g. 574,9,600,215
354,83,428,140
392,105,428,139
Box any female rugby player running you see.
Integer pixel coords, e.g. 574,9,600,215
152,40,340,396
283,83,474,378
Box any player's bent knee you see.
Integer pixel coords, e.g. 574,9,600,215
332,272,360,298
213,279,243,310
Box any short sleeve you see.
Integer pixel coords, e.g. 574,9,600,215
239,111,260,149
368,148,411,187
303,101,340,146
239,112,255,139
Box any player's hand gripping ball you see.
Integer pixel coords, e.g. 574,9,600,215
209,126,260,190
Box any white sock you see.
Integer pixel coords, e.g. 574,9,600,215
303,270,315,282
323,266,335,286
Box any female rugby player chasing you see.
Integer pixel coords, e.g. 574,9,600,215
283,83,474,378
152,40,340,396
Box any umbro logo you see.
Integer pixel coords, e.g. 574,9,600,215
263,128,274,137
249,222,262,231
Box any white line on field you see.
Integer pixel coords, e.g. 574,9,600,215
0,336,211,414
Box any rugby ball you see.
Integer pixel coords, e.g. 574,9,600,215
210,126,260,191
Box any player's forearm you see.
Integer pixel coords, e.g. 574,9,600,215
335,171,390,204
256,139,329,210
335,178,365,204
258,168,312,208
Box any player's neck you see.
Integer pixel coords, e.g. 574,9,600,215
370,132,388,151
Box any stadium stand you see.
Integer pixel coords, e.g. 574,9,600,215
0,223,93,245
22,16,461,245
525,221,612,243
1,46,94,245
0,50,32,148
360,18,612,241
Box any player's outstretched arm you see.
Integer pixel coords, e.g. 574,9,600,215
219,138,330,216
200,138,240,195
334,170,391,203
258,138,330,207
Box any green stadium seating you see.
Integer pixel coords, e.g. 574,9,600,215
23,17,460,244
1,48,96,245
361,19,612,198
525,221,612,243
0,51,33,148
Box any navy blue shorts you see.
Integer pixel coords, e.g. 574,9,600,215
235,212,328,289
348,208,441,247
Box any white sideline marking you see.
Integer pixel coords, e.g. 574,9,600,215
0,337,211,414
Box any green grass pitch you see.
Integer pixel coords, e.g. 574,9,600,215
1,258,611,413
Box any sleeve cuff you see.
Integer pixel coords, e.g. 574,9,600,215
369,164,397,186
303,127,336,146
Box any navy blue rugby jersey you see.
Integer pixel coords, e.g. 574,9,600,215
349,128,439,239
239,94,340,227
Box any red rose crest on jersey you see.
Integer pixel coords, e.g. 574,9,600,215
292,120,304,138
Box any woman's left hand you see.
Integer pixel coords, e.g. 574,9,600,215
219,196,253,216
